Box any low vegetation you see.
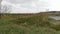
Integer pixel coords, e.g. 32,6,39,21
0,13,60,34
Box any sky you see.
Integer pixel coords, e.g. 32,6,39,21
1,0,60,13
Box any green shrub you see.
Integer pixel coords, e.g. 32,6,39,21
51,25,60,31
12,14,51,27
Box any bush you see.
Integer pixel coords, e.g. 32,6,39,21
12,14,51,27
51,25,60,31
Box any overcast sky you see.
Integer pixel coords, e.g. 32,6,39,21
1,0,60,13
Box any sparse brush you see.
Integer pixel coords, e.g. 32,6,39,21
0,14,60,34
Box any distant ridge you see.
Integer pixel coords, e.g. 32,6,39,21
40,11,60,14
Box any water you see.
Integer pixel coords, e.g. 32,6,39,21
49,16,60,20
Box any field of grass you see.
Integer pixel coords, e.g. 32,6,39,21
0,13,60,34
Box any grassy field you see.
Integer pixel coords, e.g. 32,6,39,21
0,13,60,34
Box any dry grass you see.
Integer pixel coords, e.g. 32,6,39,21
0,13,60,34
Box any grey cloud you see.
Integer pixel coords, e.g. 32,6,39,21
2,0,59,13
4,0,38,4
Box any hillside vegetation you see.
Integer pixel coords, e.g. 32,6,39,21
0,13,60,34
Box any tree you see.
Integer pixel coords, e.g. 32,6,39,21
0,0,2,18
0,1,12,18
0,5,12,18
1,5,12,13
